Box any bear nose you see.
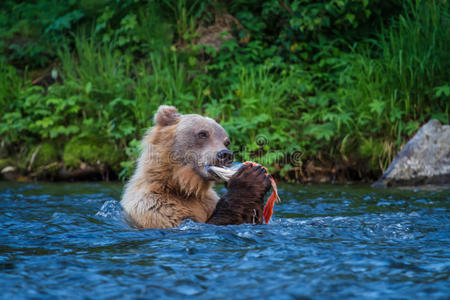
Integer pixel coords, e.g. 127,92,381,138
217,149,234,166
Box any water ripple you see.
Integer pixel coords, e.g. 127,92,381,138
0,182,448,299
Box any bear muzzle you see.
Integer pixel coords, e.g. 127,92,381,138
216,149,234,167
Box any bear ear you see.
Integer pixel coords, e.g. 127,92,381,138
154,105,180,126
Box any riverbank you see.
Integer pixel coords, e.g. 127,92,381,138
0,154,378,184
1,1,448,182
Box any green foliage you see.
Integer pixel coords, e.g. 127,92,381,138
0,0,448,181
27,142,60,172
0,58,22,110
205,63,300,166
63,135,124,172
0,158,14,169
332,0,450,168
118,138,141,181
0,0,83,68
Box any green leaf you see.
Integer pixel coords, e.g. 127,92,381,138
369,100,385,116
85,82,92,95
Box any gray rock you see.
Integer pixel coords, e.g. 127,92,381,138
372,119,450,187
1,166,18,181
1,166,16,174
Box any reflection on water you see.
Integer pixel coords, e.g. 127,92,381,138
0,182,449,299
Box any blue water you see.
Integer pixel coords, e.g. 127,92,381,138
0,182,449,299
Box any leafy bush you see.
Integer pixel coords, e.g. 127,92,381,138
0,0,448,181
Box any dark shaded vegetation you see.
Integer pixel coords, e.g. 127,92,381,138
0,0,448,182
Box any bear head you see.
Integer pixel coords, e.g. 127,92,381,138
148,105,233,184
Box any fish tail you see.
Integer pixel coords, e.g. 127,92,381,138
263,193,276,224
263,177,280,224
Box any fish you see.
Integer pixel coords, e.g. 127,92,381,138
206,161,280,224
206,162,243,182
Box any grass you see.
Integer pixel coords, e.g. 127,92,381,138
0,0,448,181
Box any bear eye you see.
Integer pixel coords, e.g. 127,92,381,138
224,139,231,147
197,130,209,139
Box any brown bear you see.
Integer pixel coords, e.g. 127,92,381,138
121,105,271,228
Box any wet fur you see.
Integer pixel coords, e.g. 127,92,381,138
121,105,270,228
121,114,219,228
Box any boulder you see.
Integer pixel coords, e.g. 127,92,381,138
372,119,450,187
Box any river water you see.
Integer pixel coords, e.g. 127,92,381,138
0,182,448,299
